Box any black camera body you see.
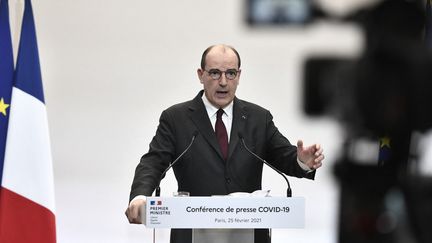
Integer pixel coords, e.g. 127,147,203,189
302,1,432,243
303,0,432,137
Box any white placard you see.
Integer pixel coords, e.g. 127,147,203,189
143,196,305,229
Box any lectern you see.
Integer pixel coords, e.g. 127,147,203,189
143,196,305,243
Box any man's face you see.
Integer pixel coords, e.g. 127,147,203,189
197,46,241,108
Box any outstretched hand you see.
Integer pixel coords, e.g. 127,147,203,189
297,140,324,170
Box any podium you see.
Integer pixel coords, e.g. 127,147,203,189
143,196,305,243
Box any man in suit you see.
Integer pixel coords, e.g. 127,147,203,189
126,44,324,242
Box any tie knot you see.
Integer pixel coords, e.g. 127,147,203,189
217,109,224,119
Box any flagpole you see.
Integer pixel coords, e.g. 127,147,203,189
9,0,23,61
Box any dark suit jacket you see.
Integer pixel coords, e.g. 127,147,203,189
129,90,315,242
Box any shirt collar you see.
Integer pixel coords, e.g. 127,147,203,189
201,93,234,118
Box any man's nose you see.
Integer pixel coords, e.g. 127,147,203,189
219,75,228,86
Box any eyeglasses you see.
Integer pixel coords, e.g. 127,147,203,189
204,68,239,80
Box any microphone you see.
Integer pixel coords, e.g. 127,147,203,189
155,131,199,197
238,133,292,197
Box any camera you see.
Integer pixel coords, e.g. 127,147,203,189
303,0,432,136
301,0,432,243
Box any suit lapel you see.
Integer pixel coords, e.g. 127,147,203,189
188,91,225,160
228,97,247,160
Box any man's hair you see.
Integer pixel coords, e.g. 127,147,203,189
200,45,241,70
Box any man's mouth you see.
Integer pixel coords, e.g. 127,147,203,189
216,91,228,95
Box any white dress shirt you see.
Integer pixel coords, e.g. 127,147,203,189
201,94,233,141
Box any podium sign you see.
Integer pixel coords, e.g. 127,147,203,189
143,196,305,229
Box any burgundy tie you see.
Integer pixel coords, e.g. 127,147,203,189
215,109,228,160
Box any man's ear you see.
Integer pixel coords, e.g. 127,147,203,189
197,69,204,84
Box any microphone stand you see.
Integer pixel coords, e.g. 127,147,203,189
152,132,197,243
239,134,292,197
155,131,198,197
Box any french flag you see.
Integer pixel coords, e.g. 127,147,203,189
0,0,56,242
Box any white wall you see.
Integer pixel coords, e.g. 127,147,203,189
8,0,373,242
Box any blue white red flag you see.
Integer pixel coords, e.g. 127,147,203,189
0,0,56,242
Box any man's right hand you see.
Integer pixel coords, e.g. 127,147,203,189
125,198,146,224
